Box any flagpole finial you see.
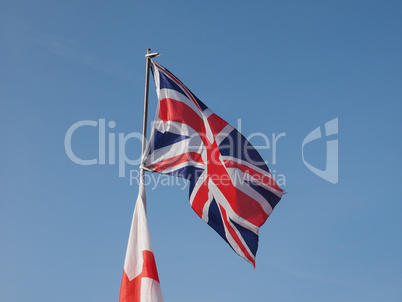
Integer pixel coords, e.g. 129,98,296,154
145,48,161,58
145,52,161,58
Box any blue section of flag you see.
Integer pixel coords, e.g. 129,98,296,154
229,218,258,257
164,166,201,181
219,130,269,173
207,198,228,243
158,70,187,97
152,130,189,151
193,95,208,111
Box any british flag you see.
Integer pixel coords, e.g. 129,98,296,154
143,61,284,266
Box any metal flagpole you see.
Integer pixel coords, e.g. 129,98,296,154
140,48,160,212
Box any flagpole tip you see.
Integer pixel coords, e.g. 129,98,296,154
145,52,161,58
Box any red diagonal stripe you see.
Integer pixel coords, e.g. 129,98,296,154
207,113,229,139
207,140,268,227
154,62,203,112
191,177,209,219
159,98,206,138
148,152,205,172
223,160,283,192
219,204,255,267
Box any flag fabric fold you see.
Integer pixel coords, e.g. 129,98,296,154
119,178,163,302
143,60,284,266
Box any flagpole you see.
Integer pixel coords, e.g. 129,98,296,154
119,50,164,301
140,48,160,212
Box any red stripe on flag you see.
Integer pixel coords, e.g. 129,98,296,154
207,113,229,139
154,63,203,112
206,140,269,227
223,160,283,192
219,204,255,267
191,177,210,219
119,250,160,302
148,152,205,172
159,98,206,138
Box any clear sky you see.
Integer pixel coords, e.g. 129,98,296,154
1,0,401,301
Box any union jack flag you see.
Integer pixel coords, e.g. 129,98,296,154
143,61,284,266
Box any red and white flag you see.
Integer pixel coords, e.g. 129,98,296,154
119,180,163,302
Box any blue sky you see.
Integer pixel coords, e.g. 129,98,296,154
1,0,401,301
